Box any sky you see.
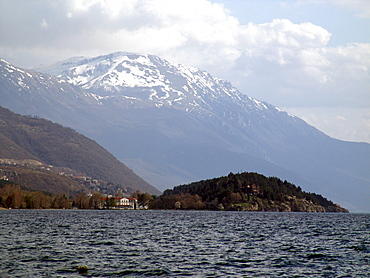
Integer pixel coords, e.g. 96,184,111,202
0,0,369,143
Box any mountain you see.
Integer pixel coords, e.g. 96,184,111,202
0,105,160,195
0,163,84,196
1,54,369,212
152,172,348,212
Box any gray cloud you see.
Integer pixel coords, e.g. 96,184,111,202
0,0,369,142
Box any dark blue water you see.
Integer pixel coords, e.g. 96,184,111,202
0,210,369,277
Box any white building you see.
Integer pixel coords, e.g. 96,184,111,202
116,197,137,209
101,196,138,209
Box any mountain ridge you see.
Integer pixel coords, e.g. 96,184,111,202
0,106,160,195
1,54,369,211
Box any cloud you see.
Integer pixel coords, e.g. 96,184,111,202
0,0,369,141
40,18,49,29
285,107,370,143
220,20,369,108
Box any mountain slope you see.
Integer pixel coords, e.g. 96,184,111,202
1,54,369,211
0,106,160,195
0,58,106,132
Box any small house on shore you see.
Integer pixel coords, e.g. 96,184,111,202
101,196,138,210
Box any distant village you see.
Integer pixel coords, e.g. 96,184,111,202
0,159,147,210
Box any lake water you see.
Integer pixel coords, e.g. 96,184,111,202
0,210,369,277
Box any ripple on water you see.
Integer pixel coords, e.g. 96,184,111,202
0,210,369,277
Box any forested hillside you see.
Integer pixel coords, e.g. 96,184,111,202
152,172,348,212
0,106,160,195
2,57,369,211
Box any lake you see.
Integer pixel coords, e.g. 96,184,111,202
0,210,369,277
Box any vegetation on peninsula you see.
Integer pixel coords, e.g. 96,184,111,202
150,172,348,212
0,106,348,212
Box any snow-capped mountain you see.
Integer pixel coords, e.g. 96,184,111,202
39,52,273,111
2,54,370,212
0,58,102,126
38,52,314,159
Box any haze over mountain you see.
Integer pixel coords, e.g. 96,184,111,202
0,105,159,195
1,53,369,212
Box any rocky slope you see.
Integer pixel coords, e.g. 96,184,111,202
1,54,369,211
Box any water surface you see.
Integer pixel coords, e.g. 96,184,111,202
1,210,369,277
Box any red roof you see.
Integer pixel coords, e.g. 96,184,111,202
101,197,137,201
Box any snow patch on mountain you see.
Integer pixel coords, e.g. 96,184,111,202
3,56,370,212
37,52,282,114
35,51,303,135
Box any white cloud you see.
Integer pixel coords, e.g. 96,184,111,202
285,107,370,143
40,18,49,29
0,0,369,142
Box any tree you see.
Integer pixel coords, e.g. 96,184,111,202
52,194,70,209
1,184,22,208
32,191,51,209
89,192,102,209
75,193,90,209
5,195,13,208
137,192,154,209
105,196,117,209
11,189,22,208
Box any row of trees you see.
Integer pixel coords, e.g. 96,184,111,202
0,172,340,211
0,183,70,209
0,180,155,210
0,179,106,209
